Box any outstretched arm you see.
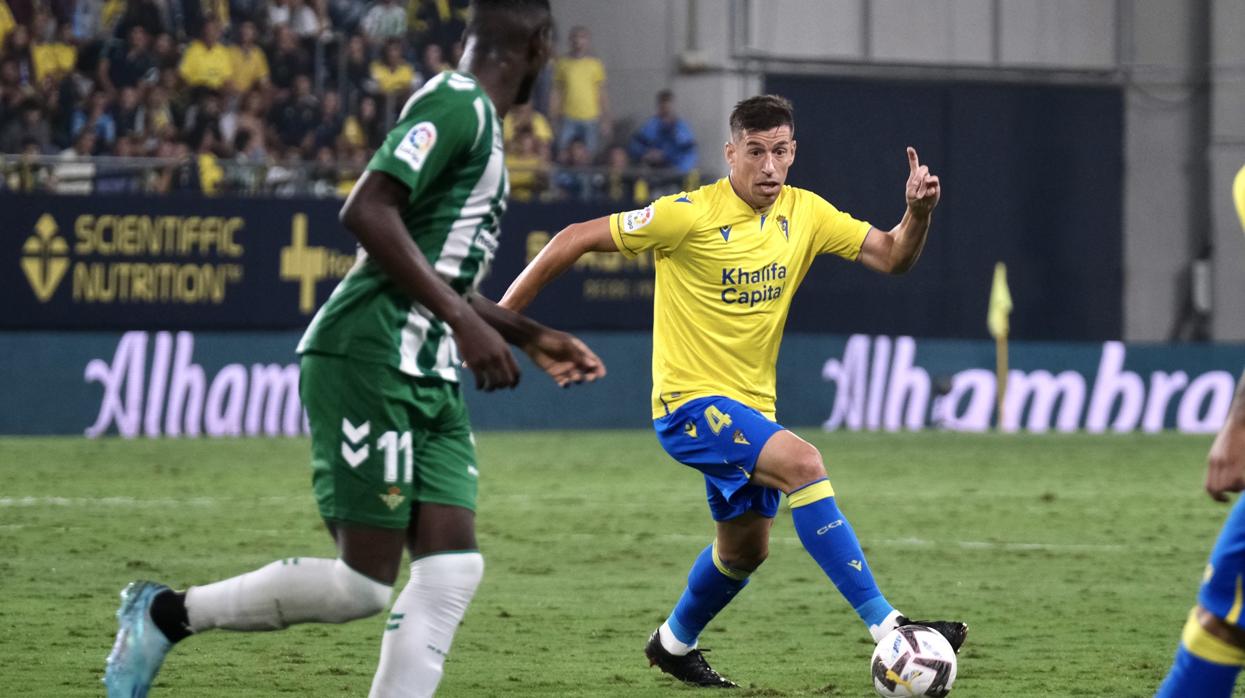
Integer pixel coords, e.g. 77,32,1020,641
340,170,520,391
1207,372,1245,502
858,146,940,275
468,294,606,387
499,215,617,312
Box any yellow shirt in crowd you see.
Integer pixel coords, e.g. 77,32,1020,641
179,41,232,89
554,55,605,121
370,61,416,94
229,46,269,92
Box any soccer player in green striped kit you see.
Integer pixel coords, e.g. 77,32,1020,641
105,2,605,696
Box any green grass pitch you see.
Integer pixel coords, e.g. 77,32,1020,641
1,431,1240,696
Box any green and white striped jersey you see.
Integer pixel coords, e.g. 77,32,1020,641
298,71,508,382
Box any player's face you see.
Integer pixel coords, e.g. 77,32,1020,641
725,126,796,210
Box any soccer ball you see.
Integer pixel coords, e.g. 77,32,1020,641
870,625,957,697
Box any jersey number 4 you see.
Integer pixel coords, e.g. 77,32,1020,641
704,405,733,436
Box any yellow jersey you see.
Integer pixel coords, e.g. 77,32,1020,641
609,177,872,419
178,41,232,89
554,56,605,121
229,46,269,92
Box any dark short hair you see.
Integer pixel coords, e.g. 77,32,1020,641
729,95,794,138
467,0,552,46
657,89,674,104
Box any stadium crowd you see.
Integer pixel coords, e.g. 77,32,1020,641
0,0,699,200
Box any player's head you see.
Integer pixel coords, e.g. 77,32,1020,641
464,0,554,104
725,95,796,210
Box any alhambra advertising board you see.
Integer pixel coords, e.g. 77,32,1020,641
0,331,1239,436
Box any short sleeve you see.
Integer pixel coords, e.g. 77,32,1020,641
366,89,478,200
609,193,698,259
809,193,873,260
593,58,605,83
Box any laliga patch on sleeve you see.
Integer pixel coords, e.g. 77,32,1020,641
395,121,437,171
621,205,654,233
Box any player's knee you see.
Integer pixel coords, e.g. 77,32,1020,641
730,547,769,572
782,446,827,491
330,559,393,621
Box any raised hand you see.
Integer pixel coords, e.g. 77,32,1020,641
905,146,940,217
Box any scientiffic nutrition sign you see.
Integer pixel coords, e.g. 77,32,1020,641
4,194,356,330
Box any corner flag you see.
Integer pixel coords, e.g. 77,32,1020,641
988,263,1012,429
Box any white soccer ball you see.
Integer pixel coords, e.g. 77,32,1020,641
870,625,958,697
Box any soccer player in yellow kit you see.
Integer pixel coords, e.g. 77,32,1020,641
502,95,966,688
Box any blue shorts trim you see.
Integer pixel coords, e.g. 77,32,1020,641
654,396,785,522
1200,496,1245,625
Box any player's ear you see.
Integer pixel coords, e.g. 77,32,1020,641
724,139,735,167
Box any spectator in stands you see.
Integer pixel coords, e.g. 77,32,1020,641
31,18,74,86
0,99,50,153
552,25,610,160
627,88,697,175
195,127,223,195
183,89,224,155
71,90,117,153
0,1,14,54
420,41,446,76
7,136,52,191
554,137,603,202
308,143,337,196
504,101,551,161
139,85,175,142
178,18,230,90
342,93,383,150
152,31,179,73
312,89,343,151
338,32,370,104
5,24,34,88
54,128,95,194
605,144,649,206
267,25,309,94
368,38,418,97
275,73,319,150
114,86,144,138
228,20,269,94
507,126,549,203
98,25,156,93
269,0,325,40
361,0,405,45
115,0,167,40
221,88,267,158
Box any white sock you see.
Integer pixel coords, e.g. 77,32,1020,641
185,557,392,632
369,552,484,698
658,620,697,656
869,609,905,642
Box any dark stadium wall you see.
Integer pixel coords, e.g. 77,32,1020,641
764,74,1125,342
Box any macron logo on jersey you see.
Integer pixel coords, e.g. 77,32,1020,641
395,121,437,171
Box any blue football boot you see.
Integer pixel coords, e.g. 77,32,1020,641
104,581,173,697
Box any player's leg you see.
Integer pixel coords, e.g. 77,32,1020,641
750,430,898,639
1157,497,1245,697
645,397,786,686
751,430,966,648
370,380,484,698
658,510,773,655
104,354,409,696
